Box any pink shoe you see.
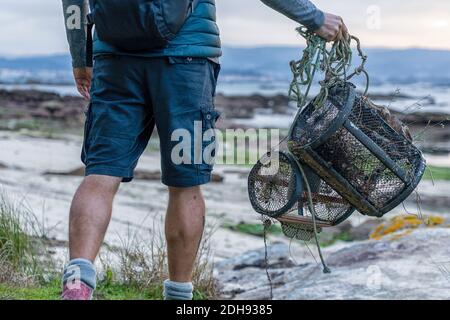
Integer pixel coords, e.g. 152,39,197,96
61,281,94,300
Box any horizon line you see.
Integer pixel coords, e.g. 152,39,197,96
1,45,450,59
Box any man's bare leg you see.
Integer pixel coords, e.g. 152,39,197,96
69,175,122,261
165,186,206,283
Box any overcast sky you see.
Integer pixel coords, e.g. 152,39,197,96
0,0,449,57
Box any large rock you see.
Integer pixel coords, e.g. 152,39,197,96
0,89,85,125
215,227,450,300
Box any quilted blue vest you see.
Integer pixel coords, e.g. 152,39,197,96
93,0,222,59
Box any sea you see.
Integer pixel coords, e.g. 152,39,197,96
1,79,449,116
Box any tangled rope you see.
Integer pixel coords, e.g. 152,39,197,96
263,219,274,300
289,27,369,109
293,156,331,274
261,28,370,296
285,28,370,273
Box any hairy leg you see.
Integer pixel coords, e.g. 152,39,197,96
69,175,122,261
165,186,206,283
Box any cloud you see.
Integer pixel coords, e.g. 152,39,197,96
0,0,68,56
0,0,449,56
219,0,450,49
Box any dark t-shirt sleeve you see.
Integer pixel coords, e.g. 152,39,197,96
260,0,325,31
62,0,89,68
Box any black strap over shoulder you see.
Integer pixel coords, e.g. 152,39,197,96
86,15,94,68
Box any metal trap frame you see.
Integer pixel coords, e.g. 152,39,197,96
248,149,355,241
247,31,426,275
288,82,426,217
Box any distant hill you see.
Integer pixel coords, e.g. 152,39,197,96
1,47,450,86
221,47,450,86
0,54,73,85
0,54,71,71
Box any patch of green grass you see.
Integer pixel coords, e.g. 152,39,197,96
319,231,354,247
0,193,216,300
0,280,158,300
0,193,47,280
96,283,161,300
0,280,209,300
223,221,283,237
0,206,31,266
97,283,207,300
0,282,60,300
423,165,450,181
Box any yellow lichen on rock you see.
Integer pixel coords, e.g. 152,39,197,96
370,215,446,241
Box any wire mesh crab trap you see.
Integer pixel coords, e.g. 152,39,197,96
248,149,355,241
248,30,426,275
288,82,426,217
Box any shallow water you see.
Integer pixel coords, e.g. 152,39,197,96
2,81,450,114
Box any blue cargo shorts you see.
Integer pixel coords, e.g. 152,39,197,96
82,55,221,187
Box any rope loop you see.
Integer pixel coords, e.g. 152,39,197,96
289,27,369,109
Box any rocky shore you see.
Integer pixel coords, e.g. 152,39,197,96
2,88,448,154
216,227,450,300
0,87,449,300
0,89,85,126
1,88,449,127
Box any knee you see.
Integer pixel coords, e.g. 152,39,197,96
81,175,122,196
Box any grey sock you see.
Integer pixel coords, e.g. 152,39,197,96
163,280,194,300
62,258,97,290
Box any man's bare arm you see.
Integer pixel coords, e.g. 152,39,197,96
62,0,89,68
260,0,347,41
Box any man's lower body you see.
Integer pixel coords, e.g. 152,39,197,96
62,55,220,300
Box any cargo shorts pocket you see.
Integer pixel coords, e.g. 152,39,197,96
200,106,221,166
